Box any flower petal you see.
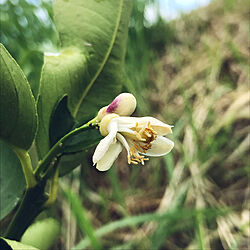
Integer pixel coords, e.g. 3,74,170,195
113,116,173,136
144,136,174,157
139,117,173,135
96,142,122,171
92,122,118,164
116,133,130,154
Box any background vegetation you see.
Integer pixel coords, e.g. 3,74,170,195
0,0,249,249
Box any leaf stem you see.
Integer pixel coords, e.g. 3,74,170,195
11,146,37,188
34,116,98,179
5,181,48,240
43,166,59,208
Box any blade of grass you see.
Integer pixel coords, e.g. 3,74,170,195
150,184,189,249
195,209,207,250
73,207,225,250
164,153,174,181
108,166,125,208
62,187,102,250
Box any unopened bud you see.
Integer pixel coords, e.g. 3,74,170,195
107,93,136,116
97,93,136,122
100,113,119,136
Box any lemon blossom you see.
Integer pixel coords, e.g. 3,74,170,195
93,114,174,171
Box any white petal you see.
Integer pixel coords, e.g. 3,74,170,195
96,142,122,171
139,117,173,135
113,116,138,129
113,116,173,136
92,125,117,164
116,133,130,155
144,136,174,157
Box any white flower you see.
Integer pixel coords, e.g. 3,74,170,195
93,114,174,171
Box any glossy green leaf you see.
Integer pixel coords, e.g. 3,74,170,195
0,140,25,220
58,128,103,176
58,151,86,177
63,128,103,153
49,95,102,176
36,0,132,158
0,237,38,250
0,44,37,150
49,95,75,147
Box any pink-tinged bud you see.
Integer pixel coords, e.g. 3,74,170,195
107,93,136,115
97,93,137,122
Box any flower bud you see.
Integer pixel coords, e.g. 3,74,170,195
100,113,119,136
107,93,136,115
97,93,136,121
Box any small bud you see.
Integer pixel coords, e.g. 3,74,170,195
106,93,136,116
100,113,119,136
97,106,108,122
97,93,137,122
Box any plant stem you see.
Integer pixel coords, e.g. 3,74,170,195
34,117,98,179
11,146,36,188
43,166,59,208
5,181,48,241
5,118,96,240
5,117,99,241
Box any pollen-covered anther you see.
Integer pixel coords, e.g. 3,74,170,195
128,146,149,165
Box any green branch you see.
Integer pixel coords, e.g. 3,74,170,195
6,117,99,241
34,116,98,179
11,146,36,188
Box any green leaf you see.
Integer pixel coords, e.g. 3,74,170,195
36,48,86,158
0,237,38,250
48,92,102,176
63,128,103,153
58,151,86,177
0,44,37,150
21,218,60,250
0,140,25,220
36,0,132,158
49,94,103,153
49,95,75,147
57,127,102,176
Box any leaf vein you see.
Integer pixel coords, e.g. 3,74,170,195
72,0,124,118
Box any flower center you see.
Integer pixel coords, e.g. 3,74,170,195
126,122,157,165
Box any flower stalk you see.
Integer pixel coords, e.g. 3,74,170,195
11,146,37,188
34,117,98,180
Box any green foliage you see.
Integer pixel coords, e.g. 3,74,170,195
0,237,38,250
49,95,75,147
36,47,87,157
0,0,57,98
36,0,132,160
21,218,60,250
0,44,37,150
54,0,132,123
49,94,102,176
0,141,25,220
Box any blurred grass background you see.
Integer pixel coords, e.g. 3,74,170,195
1,0,249,249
